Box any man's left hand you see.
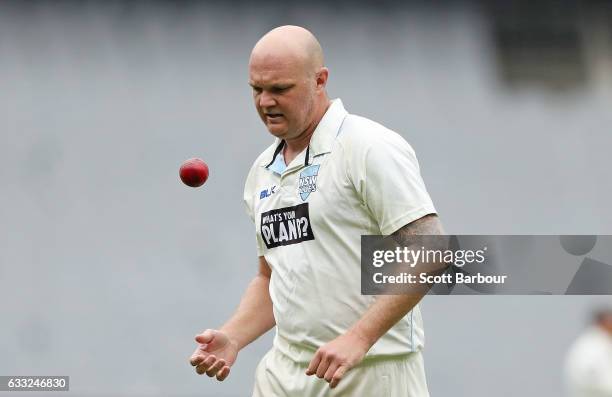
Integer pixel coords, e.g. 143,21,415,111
305,330,371,389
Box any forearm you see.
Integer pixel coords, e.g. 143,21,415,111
220,273,275,350
350,295,423,348
351,214,445,348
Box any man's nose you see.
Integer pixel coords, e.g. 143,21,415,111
259,91,276,108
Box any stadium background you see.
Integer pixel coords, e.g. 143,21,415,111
1,1,611,396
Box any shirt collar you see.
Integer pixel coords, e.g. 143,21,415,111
260,98,348,168
267,148,287,175
309,98,348,156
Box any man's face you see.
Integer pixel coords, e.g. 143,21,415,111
248,55,316,139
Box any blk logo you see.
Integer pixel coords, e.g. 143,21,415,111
260,186,277,200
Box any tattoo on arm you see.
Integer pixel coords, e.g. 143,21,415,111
390,214,448,292
391,214,445,242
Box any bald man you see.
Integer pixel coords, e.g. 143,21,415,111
189,26,442,396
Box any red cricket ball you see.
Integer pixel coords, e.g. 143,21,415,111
179,158,209,188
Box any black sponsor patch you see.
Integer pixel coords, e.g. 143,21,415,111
260,203,315,249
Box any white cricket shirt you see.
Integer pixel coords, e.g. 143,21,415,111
244,99,437,363
566,327,612,397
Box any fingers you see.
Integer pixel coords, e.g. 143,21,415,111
192,355,229,381
315,355,331,379
305,350,322,376
195,355,216,375
190,354,204,367
205,359,226,377
323,361,340,383
189,346,207,367
216,366,230,381
329,365,348,389
306,348,350,389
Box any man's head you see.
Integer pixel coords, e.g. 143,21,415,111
248,25,329,140
594,308,612,336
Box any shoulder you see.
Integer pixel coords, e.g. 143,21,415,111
337,113,417,171
338,113,416,157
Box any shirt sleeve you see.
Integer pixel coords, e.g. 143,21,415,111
355,130,436,235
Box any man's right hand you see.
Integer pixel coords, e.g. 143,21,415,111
189,329,238,381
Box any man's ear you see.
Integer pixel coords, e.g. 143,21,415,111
315,67,329,91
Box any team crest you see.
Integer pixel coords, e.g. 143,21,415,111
298,165,320,201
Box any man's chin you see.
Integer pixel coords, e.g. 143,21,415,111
266,125,288,138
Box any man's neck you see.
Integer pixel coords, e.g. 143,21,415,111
283,99,331,165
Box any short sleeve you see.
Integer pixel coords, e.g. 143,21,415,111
357,131,436,235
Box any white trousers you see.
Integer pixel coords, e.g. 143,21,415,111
252,347,430,397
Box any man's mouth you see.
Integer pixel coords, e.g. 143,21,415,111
266,113,283,119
